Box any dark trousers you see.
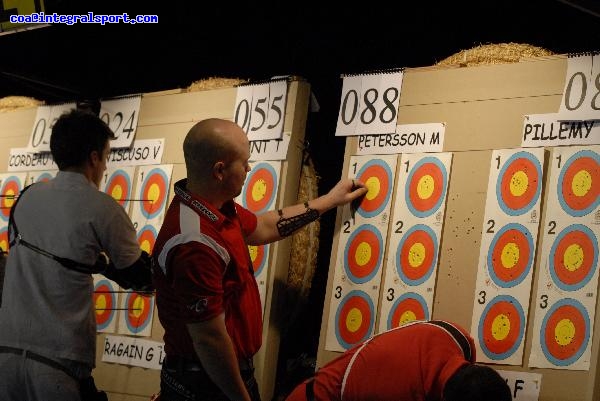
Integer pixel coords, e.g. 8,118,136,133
160,356,261,401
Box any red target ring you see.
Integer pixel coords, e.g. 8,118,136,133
479,295,525,359
140,169,168,219
549,224,598,291
334,290,374,349
137,225,157,254
243,164,276,213
398,226,436,284
94,280,117,330
344,224,383,284
124,293,153,332
387,292,429,330
488,224,533,286
0,227,8,252
0,177,21,221
105,170,132,208
541,299,590,366
355,160,392,218
500,157,540,210
560,154,600,215
248,244,267,276
408,161,444,213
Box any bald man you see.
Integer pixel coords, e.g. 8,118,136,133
152,119,367,401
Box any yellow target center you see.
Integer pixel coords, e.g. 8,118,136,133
148,183,160,205
555,318,576,346
408,242,426,268
345,307,363,333
4,189,15,208
572,169,592,197
251,179,267,201
416,174,435,200
130,296,145,319
510,171,529,197
365,176,380,201
563,244,584,272
500,242,519,269
491,314,510,341
248,245,258,262
0,240,7,252
111,185,123,201
140,239,152,254
95,295,107,314
399,310,417,326
354,242,372,267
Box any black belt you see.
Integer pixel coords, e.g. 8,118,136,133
164,355,254,373
0,345,77,379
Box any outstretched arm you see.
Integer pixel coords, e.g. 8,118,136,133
246,178,367,245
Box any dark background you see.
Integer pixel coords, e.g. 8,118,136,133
1,0,600,398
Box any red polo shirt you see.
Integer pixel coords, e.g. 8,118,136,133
286,320,475,401
152,179,262,359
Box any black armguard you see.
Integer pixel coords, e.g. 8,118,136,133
276,201,320,237
102,251,154,293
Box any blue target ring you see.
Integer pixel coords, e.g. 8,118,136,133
496,151,542,216
334,290,375,350
405,157,448,218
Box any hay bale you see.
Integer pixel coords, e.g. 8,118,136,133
0,96,44,113
287,155,320,301
436,42,554,67
185,77,248,92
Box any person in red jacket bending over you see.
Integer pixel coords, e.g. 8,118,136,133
285,320,511,401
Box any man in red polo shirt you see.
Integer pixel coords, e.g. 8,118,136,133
152,118,367,401
284,320,511,401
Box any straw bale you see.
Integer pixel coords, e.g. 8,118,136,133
436,42,554,67
0,96,44,113
186,77,248,92
287,156,320,300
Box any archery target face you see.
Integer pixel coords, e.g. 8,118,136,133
33,172,54,183
0,227,8,252
344,224,383,284
139,168,169,219
137,225,158,254
558,150,600,217
487,223,534,288
405,157,448,218
334,290,375,349
248,244,268,277
496,151,542,216
0,175,23,222
549,224,598,291
355,159,393,218
396,224,438,286
94,279,117,331
104,168,133,210
242,163,277,213
540,298,590,366
122,292,154,334
478,294,525,360
386,292,429,330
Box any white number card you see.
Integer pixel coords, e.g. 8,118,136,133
27,102,77,152
558,52,600,121
233,79,288,141
100,95,142,148
335,70,404,136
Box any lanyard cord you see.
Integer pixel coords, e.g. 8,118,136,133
8,184,106,274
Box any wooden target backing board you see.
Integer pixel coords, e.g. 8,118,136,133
317,55,600,401
0,78,311,401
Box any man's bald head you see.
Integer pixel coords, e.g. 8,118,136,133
183,118,247,182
